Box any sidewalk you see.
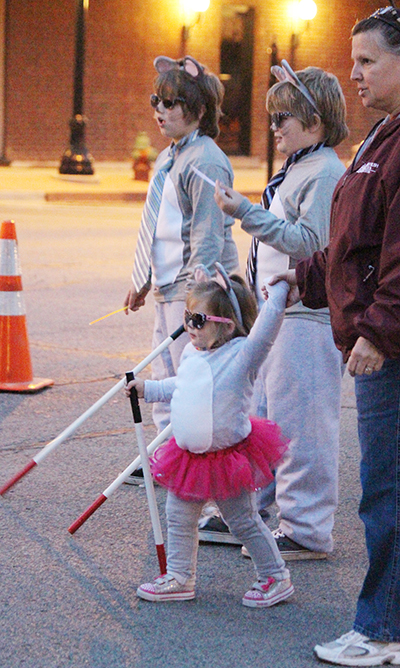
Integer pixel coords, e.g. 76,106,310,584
0,157,272,204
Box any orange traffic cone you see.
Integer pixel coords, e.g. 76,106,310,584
0,220,53,392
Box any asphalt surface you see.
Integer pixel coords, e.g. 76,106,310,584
0,184,365,668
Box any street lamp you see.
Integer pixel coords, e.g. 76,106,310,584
267,42,279,181
180,0,210,56
59,0,94,175
0,0,9,166
288,0,317,69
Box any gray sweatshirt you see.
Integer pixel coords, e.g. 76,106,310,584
234,147,345,323
144,281,289,452
151,132,239,302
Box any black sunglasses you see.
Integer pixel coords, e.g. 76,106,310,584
150,94,186,110
270,111,294,131
184,309,233,330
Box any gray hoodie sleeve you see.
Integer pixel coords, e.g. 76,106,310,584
184,161,237,275
144,377,177,403
234,174,339,260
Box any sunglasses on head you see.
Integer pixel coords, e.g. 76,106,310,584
184,309,233,330
270,111,294,131
370,6,400,33
150,94,185,110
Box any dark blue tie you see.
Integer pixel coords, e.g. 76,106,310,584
246,142,324,290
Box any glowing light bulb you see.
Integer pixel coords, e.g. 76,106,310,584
182,0,210,12
297,0,317,21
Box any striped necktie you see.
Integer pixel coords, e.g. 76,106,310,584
131,148,175,293
131,129,200,293
246,142,324,290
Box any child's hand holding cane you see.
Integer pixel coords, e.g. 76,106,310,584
124,377,145,398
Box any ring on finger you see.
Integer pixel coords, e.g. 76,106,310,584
365,366,373,374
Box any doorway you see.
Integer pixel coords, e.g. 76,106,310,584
218,5,254,156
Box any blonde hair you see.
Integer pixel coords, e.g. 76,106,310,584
186,275,258,348
267,66,349,147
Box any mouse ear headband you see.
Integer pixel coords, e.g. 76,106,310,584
154,55,205,78
193,264,212,286
271,59,321,115
214,263,243,326
193,263,243,326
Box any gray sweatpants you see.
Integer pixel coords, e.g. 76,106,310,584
252,317,343,553
166,490,290,587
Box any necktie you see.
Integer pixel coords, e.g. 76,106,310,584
131,129,199,294
245,142,324,290
131,148,175,293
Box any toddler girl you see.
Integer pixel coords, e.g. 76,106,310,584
126,264,293,608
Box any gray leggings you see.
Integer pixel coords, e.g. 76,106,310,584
166,490,290,587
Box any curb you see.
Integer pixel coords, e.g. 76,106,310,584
44,192,148,203
44,191,262,205
0,191,45,201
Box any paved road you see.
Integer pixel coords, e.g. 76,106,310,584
0,200,365,668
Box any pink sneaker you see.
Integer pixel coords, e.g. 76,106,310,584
242,576,294,608
137,574,195,602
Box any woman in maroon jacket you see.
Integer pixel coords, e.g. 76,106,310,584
274,6,400,667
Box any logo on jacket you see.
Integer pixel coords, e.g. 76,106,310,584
356,162,379,174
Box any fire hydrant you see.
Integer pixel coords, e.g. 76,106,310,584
132,132,158,181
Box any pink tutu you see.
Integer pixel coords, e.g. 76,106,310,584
150,416,288,502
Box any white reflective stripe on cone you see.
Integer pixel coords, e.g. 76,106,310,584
0,239,22,276
0,291,26,315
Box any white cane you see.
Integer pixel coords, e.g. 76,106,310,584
68,424,172,535
124,371,167,574
0,325,184,496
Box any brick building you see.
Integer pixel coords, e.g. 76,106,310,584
1,0,385,164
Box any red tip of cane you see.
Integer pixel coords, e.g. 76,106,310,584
156,543,167,575
0,459,37,495
68,494,107,534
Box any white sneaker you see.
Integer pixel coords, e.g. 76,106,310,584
242,577,294,608
314,630,400,666
137,574,195,602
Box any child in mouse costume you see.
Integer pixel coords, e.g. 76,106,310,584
126,264,294,608
124,55,239,436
